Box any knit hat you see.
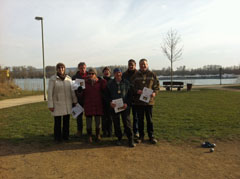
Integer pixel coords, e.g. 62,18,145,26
113,68,122,73
88,68,97,75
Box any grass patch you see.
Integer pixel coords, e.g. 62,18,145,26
0,89,240,144
223,85,240,90
154,89,240,141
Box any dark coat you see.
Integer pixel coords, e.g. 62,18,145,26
122,69,138,84
83,78,107,116
72,71,88,105
132,70,159,105
106,78,132,109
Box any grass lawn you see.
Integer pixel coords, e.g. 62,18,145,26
223,85,240,90
0,89,240,144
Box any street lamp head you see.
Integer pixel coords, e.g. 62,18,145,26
35,16,43,20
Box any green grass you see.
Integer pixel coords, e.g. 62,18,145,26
0,89,240,144
153,89,240,142
223,85,240,90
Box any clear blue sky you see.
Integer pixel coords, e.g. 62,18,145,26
1,0,239,70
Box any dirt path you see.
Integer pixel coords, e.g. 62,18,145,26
0,140,240,179
0,95,44,109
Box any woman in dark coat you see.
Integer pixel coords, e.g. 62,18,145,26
82,68,107,143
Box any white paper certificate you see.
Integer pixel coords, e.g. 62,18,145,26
112,98,125,113
72,79,85,90
72,103,84,119
140,87,153,103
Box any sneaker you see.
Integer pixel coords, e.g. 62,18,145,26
88,136,93,143
95,135,101,142
129,141,136,148
136,137,144,144
116,140,122,146
134,133,140,138
150,138,157,144
102,131,107,137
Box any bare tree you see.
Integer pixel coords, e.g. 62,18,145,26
161,29,183,91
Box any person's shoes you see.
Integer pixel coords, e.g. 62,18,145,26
75,130,82,137
88,136,93,143
107,133,112,137
102,131,107,137
149,138,157,144
129,141,136,148
136,137,144,144
54,139,62,143
116,140,122,146
63,137,69,142
95,135,101,142
134,133,140,138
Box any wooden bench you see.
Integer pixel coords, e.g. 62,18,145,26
163,81,184,91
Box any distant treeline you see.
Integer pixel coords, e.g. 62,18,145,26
153,65,240,76
3,64,240,79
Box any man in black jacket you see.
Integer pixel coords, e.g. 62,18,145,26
102,67,112,137
122,59,139,138
106,68,136,147
72,62,88,137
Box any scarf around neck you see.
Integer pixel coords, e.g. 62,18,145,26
57,72,66,81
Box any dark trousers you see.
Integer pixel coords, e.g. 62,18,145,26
77,113,83,132
132,105,139,134
112,108,133,141
54,115,70,141
102,108,113,136
135,105,154,139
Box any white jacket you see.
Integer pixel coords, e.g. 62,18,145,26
47,75,77,116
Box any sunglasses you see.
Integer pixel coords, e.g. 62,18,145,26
88,73,95,75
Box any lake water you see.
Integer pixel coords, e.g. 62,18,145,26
13,77,240,91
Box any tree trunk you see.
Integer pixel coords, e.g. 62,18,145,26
171,61,173,91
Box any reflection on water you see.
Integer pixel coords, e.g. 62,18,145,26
13,77,239,91
13,78,49,91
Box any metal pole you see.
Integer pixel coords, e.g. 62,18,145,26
41,19,47,100
35,16,47,101
219,67,222,85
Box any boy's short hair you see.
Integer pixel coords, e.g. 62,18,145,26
78,62,86,68
128,59,136,65
102,67,111,73
139,58,148,64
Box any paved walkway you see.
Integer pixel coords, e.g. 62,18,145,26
0,95,44,109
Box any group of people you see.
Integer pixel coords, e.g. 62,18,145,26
47,58,160,147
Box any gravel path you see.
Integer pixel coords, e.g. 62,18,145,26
0,95,44,109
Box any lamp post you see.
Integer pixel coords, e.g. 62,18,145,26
219,67,222,85
35,16,47,101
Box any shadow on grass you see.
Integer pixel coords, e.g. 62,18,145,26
0,134,133,157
